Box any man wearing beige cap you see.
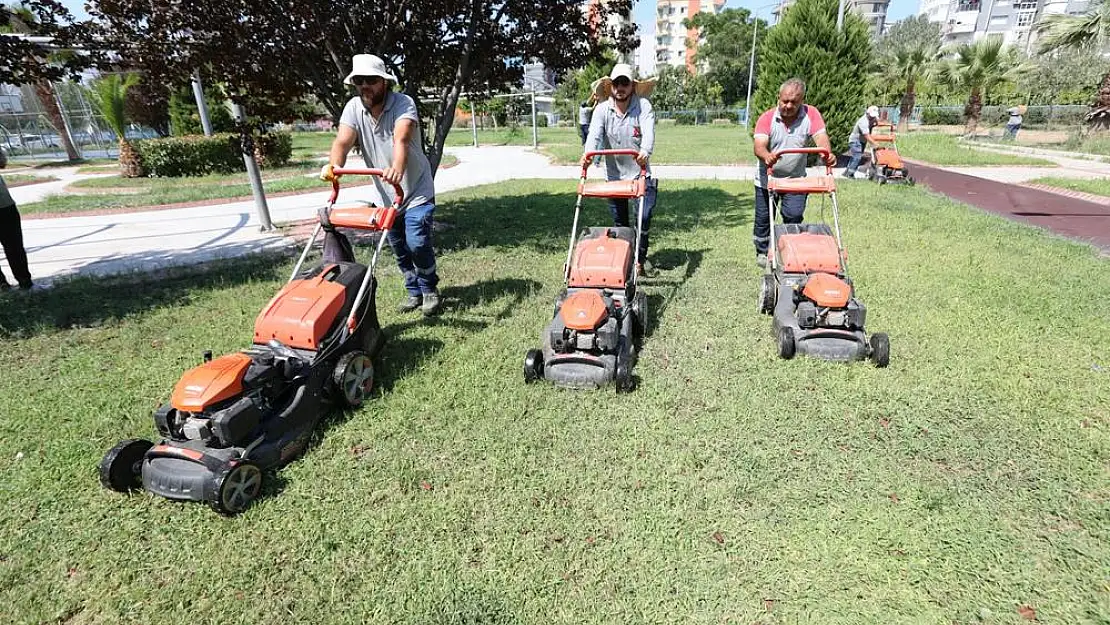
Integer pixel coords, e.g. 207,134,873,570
581,63,659,277
322,54,442,316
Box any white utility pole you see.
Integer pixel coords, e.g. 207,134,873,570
229,102,273,231
192,70,213,136
836,0,847,31
744,19,760,128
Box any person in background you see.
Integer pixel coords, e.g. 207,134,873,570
0,147,34,291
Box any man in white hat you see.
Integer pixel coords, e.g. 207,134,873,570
580,62,659,277
321,53,442,316
844,105,880,179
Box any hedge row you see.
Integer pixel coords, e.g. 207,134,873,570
132,131,293,178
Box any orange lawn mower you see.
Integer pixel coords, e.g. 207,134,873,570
99,168,398,515
867,122,914,185
523,149,650,392
758,148,890,366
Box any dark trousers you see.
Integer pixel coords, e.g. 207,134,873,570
752,186,807,255
607,177,658,262
0,202,31,287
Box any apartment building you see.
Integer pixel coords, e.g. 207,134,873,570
585,0,637,65
920,0,1090,49
655,0,727,73
775,0,891,36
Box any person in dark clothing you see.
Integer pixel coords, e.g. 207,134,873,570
0,148,33,291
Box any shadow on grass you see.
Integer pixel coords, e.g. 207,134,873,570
642,247,708,339
371,277,542,395
0,251,293,339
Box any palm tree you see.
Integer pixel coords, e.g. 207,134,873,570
87,73,142,177
933,36,1025,137
883,43,942,132
1036,0,1110,131
3,6,82,162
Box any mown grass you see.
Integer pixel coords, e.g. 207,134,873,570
1027,176,1110,197
3,173,58,186
0,179,1107,624
898,133,1058,166
292,131,338,158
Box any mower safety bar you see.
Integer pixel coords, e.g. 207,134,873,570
329,168,404,207
581,149,646,178
771,147,834,174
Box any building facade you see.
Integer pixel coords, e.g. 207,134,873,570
585,0,636,65
775,0,891,36
655,0,727,74
919,0,1090,49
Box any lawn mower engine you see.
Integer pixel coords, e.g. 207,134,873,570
525,226,644,392
791,272,867,332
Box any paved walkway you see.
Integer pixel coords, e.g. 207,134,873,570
909,161,1110,254
7,147,756,285
5,142,1108,286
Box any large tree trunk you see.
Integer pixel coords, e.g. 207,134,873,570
33,81,81,161
118,138,143,178
428,0,486,174
964,88,982,137
1086,70,1110,133
899,78,916,133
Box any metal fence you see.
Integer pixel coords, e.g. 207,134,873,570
876,104,1089,131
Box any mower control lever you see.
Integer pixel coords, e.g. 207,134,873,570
771,147,835,173
328,168,404,207
581,149,646,178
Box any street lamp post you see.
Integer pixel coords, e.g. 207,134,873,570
744,19,759,128
836,0,847,31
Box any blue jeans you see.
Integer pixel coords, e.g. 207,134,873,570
607,177,658,262
845,140,864,175
753,186,807,255
387,202,439,296
1004,124,1020,140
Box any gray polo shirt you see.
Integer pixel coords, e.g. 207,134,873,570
753,104,827,189
0,176,12,208
584,94,655,181
578,106,592,126
849,114,873,144
339,91,434,210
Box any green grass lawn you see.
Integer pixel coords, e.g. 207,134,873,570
3,173,58,186
1027,176,1110,197
292,131,338,158
898,133,1058,167
0,179,1106,624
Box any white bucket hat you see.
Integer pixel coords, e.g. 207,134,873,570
344,54,398,86
866,105,880,118
590,63,657,102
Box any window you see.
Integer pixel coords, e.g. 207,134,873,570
1016,11,1035,25
956,0,980,11
990,15,1008,23
1014,1,1038,9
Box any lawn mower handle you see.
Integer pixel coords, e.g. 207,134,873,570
329,167,404,206
581,149,646,177
771,147,834,173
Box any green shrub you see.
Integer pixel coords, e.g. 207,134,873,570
921,108,962,125
675,113,697,125
135,131,293,177
254,132,293,169
752,0,871,154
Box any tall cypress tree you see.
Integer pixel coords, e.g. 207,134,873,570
752,0,872,155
